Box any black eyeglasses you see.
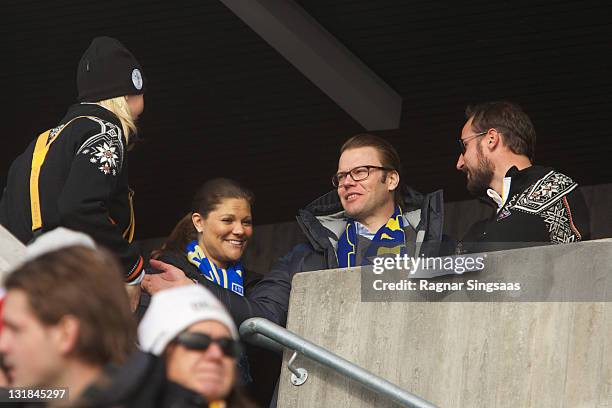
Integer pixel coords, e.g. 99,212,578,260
332,165,392,187
457,131,488,155
174,332,242,358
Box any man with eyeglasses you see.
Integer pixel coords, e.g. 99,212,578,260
306,133,448,268
456,101,590,253
140,133,448,407
143,133,448,326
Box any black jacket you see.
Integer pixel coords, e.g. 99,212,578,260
78,351,207,408
459,165,591,253
0,103,143,281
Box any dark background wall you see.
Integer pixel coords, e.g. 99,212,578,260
4,0,612,240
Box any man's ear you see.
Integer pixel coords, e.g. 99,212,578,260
486,128,502,151
192,212,204,233
53,315,80,356
387,171,400,192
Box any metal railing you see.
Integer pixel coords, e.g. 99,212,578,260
239,317,438,408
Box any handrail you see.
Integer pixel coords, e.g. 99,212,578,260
239,317,438,408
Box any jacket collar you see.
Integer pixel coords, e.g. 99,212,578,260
479,165,553,208
296,185,436,253
62,102,122,126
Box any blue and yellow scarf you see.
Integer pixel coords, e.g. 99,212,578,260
337,205,406,268
186,240,244,296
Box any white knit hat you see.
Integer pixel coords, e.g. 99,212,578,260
138,285,238,355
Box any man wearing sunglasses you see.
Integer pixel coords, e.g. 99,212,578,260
139,284,254,407
456,101,590,253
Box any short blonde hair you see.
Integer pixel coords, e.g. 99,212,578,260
97,96,138,143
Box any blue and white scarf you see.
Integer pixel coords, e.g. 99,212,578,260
337,205,407,268
186,240,244,296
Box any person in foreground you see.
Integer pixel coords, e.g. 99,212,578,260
455,101,590,253
0,230,135,404
0,228,207,407
139,284,256,408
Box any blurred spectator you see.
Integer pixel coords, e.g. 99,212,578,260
0,228,206,407
139,285,257,408
0,241,135,401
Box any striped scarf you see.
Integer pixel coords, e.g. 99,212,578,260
337,205,406,268
186,240,244,296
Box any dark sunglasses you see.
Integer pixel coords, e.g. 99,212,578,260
174,332,242,358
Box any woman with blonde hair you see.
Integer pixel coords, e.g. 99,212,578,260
0,37,146,303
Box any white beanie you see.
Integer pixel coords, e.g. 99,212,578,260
138,284,238,356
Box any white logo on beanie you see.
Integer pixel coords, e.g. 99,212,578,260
132,69,143,90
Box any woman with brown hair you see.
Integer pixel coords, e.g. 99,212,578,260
145,178,281,406
151,178,260,296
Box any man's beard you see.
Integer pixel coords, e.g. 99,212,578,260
464,146,494,195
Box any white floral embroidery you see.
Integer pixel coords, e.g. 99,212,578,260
75,118,124,176
99,163,111,175
94,142,118,168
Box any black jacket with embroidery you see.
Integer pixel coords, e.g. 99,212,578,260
459,165,590,254
0,103,143,280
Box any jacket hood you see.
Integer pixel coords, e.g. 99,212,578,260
296,185,445,256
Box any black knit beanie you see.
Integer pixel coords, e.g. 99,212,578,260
77,36,146,102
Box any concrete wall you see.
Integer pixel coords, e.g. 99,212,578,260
276,239,612,408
